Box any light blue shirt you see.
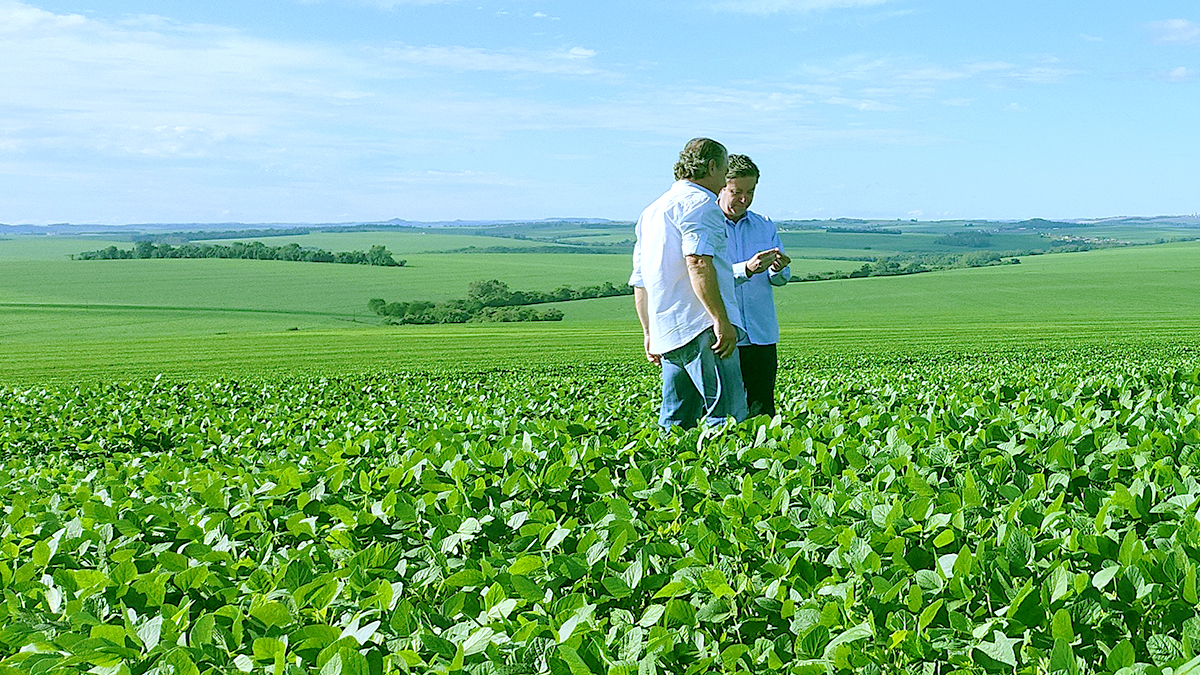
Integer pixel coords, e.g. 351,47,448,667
630,180,742,355
725,210,790,346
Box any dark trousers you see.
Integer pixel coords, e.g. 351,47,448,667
739,343,778,418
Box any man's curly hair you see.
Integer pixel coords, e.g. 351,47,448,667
673,138,727,181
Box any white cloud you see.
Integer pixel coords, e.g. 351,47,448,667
1148,19,1200,45
1166,66,1195,82
1079,33,1103,42
825,96,899,111
711,0,895,14
0,2,85,32
1007,103,1026,113
295,0,461,7
374,44,601,74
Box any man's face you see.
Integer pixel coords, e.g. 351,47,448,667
719,175,757,221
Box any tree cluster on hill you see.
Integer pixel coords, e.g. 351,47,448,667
933,231,994,247
131,227,313,244
825,227,903,235
794,250,1021,283
437,244,630,255
369,279,632,324
74,241,405,266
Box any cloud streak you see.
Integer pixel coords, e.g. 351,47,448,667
711,0,896,14
374,44,601,75
1148,19,1200,45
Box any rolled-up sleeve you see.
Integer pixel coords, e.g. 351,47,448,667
629,219,644,287
629,241,644,287
767,222,791,286
679,203,721,257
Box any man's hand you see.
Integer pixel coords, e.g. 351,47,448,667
770,251,791,272
712,319,737,359
644,333,662,366
747,248,780,276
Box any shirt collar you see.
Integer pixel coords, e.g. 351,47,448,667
724,211,752,226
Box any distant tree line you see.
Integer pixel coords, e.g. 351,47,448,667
934,231,994,247
825,227,903,235
794,251,1021,283
369,279,632,324
129,228,313,244
437,244,630,255
74,241,405,266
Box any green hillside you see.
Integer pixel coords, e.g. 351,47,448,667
2,236,1199,382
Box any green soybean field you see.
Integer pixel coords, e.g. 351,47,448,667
5,347,1200,674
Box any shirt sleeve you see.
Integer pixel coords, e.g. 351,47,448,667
766,219,791,286
732,260,751,284
629,220,644,287
678,200,721,258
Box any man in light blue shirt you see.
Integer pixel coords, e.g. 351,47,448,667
720,154,791,418
630,138,748,428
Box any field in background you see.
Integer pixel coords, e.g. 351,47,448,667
1,219,1199,381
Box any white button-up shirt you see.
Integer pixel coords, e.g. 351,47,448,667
630,180,743,355
726,210,790,346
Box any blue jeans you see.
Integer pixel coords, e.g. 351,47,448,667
659,327,748,428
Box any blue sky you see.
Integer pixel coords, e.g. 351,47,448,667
1,0,1197,224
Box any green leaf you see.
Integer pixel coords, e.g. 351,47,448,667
558,603,596,643
700,569,736,598
1107,640,1135,671
160,649,201,675
663,598,696,628
555,645,592,675
32,540,52,567
443,569,487,588
249,600,294,628
638,604,665,628
1049,639,1078,675
652,581,690,599
919,599,943,633
508,556,543,576
974,631,1020,669
822,622,873,661
1050,608,1074,642
136,615,163,652
1148,634,1183,667
1092,565,1120,591
254,637,287,662
420,634,456,660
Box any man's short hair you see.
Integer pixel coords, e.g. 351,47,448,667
726,154,760,181
673,138,727,181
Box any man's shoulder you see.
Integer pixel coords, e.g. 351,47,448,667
667,180,717,207
744,210,776,228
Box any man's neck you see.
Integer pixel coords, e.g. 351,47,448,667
724,211,746,223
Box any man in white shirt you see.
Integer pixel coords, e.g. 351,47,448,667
630,138,748,428
720,154,791,418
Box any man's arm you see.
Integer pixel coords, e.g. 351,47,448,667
633,286,661,365
734,249,781,284
685,254,737,358
767,230,791,286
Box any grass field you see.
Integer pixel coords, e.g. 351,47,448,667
2,233,1199,382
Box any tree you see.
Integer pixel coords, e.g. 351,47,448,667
467,280,513,307
133,240,156,259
